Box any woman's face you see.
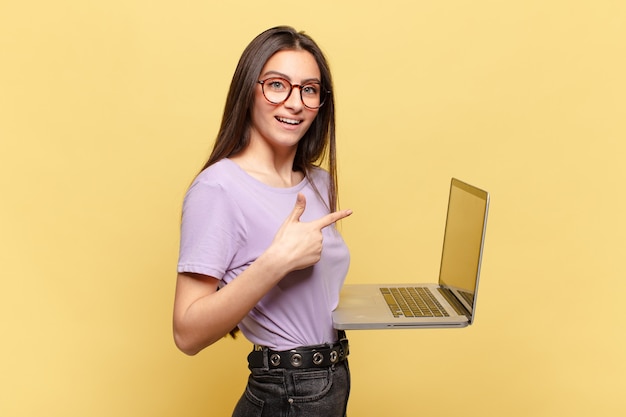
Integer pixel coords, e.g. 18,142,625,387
249,49,321,153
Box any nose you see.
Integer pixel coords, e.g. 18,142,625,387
283,85,304,111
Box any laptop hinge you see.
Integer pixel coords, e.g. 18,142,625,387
438,287,470,317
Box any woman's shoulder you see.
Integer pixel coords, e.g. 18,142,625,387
193,159,259,191
307,166,332,193
184,160,245,212
308,165,330,182
185,160,245,200
195,159,236,182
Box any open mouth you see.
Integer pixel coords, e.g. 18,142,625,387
276,116,302,126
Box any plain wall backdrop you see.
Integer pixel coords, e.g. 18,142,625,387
1,1,625,416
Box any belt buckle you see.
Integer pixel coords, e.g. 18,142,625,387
339,337,349,359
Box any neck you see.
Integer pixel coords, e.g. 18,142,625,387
229,145,304,188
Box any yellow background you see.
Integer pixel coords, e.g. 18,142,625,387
1,1,625,416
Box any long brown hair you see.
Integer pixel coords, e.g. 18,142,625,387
201,26,338,211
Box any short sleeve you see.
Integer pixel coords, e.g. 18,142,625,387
177,179,246,279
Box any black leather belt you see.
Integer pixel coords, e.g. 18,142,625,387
247,333,349,370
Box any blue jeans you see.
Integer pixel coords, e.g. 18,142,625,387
232,360,350,417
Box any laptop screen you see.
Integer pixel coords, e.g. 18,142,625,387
438,178,489,320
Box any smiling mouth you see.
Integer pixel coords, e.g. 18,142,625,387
276,116,302,125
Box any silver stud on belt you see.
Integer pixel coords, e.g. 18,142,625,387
290,353,303,367
270,353,281,366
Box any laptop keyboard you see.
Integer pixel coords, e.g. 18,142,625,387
380,287,450,318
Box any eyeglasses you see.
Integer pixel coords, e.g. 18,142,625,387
258,77,329,109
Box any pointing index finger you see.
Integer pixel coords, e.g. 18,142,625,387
315,209,353,230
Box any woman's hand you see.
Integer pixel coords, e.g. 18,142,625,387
268,193,352,273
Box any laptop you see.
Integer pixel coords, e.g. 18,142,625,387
332,178,489,329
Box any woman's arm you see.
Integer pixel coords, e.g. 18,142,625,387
172,193,352,355
172,249,285,355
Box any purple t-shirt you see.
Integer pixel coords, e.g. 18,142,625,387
177,158,350,350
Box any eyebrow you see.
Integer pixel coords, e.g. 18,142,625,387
260,70,322,84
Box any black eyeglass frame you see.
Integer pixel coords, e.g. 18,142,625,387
257,78,330,109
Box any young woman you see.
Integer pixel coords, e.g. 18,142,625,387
173,26,352,416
